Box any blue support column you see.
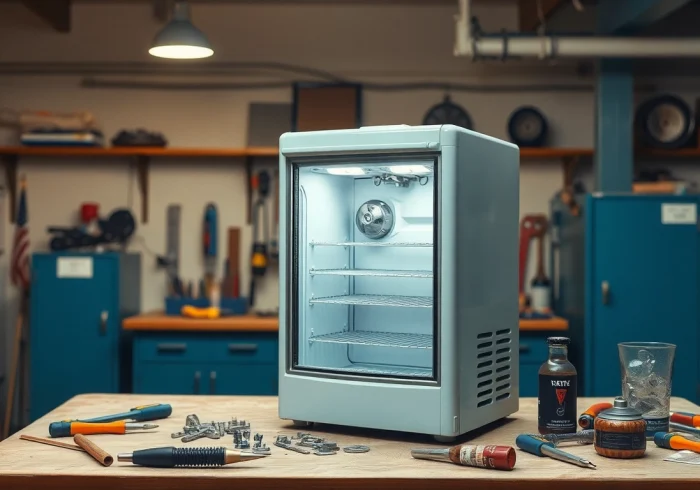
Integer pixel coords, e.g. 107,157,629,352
595,59,633,193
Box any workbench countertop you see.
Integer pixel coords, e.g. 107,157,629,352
122,312,278,332
0,394,697,490
122,313,567,333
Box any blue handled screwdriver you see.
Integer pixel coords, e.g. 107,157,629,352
52,403,172,425
516,434,597,469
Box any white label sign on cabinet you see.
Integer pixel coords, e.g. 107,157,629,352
662,203,697,225
57,257,93,278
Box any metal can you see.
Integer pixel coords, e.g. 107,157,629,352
594,397,647,459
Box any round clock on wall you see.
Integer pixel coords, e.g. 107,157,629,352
422,95,473,129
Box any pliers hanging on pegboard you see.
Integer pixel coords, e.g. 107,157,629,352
249,170,270,307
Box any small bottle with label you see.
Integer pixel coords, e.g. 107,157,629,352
538,337,577,434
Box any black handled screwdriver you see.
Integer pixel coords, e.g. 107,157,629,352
117,446,267,467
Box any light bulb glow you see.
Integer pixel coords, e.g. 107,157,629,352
326,167,365,176
149,45,213,59
388,165,431,175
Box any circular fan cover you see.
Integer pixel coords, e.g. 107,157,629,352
636,94,694,149
355,200,394,240
507,106,548,147
423,96,473,129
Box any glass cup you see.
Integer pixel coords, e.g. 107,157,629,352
618,342,676,438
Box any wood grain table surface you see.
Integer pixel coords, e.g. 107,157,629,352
0,394,697,490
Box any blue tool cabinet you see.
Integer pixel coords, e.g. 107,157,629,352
132,332,278,395
29,252,140,421
518,332,551,396
553,194,700,401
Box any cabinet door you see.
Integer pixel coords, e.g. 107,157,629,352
588,197,699,402
30,255,119,420
519,364,541,397
208,364,278,396
133,362,206,395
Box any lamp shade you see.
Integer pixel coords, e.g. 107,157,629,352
149,2,213,59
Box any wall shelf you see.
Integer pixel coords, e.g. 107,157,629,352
0,145,595,224
520,148,593,160
0,146,278,223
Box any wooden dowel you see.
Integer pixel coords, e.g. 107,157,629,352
73,434,113,466
20,434,85,452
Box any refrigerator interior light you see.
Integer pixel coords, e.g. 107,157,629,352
388,165,431,175
327,167,365,176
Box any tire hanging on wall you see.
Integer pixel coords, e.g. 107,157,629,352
635,94,695,150
507,106,548,147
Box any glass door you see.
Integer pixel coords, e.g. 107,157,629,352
289,155,438,381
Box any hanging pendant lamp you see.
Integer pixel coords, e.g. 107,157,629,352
149,2,213,59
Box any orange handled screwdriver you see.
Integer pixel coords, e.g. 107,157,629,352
654,432,700,453
578,402,613,429
671,411,700,428
49,421,158,438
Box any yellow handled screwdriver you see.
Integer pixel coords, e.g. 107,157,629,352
49,421,158,438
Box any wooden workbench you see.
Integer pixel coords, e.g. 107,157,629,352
1,394,697,490
122,313,278,332
122,313,566,332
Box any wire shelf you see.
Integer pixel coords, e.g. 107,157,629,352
338,363,433,378
310,330,433,349
311,241,432,248
310,269,433,278
310,294,433,308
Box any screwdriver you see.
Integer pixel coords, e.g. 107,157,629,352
49,421,158,438
516,434,596,469
671,411,700,428
77,403,172,423
654,432,700,453
117,446,268,467
578,403,613,429
523,430,594,446
669,422,700,438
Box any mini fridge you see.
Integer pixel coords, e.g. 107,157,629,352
278,124,520,439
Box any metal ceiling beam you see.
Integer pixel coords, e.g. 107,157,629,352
597,0,695,33
20,0,72,32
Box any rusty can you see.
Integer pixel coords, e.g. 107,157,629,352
594,397,647,459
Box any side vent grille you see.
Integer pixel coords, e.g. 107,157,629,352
476,328,513,408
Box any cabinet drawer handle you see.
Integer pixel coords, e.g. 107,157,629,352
228,343,258,353
210,371,217,395
157,343,187,353
193,371,201,394
519,345,531,353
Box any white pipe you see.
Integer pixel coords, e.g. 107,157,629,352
454,0,700,59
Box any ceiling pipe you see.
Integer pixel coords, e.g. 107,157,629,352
454,0,700,59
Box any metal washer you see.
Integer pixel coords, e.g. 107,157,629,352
343,445,370,453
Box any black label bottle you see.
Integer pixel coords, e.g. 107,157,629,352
538,336,577,434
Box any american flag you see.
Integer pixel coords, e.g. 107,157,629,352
10,180,30,290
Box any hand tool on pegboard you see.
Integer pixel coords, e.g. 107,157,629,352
225,227,241,298
203,203,218,298
270,170,279,262
518,214,547,312
530,217,551,314
249,170,270,307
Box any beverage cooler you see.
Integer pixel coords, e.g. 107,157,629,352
277,124,520,440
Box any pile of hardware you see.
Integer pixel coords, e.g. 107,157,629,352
274,432,369,456
170,414,270,455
